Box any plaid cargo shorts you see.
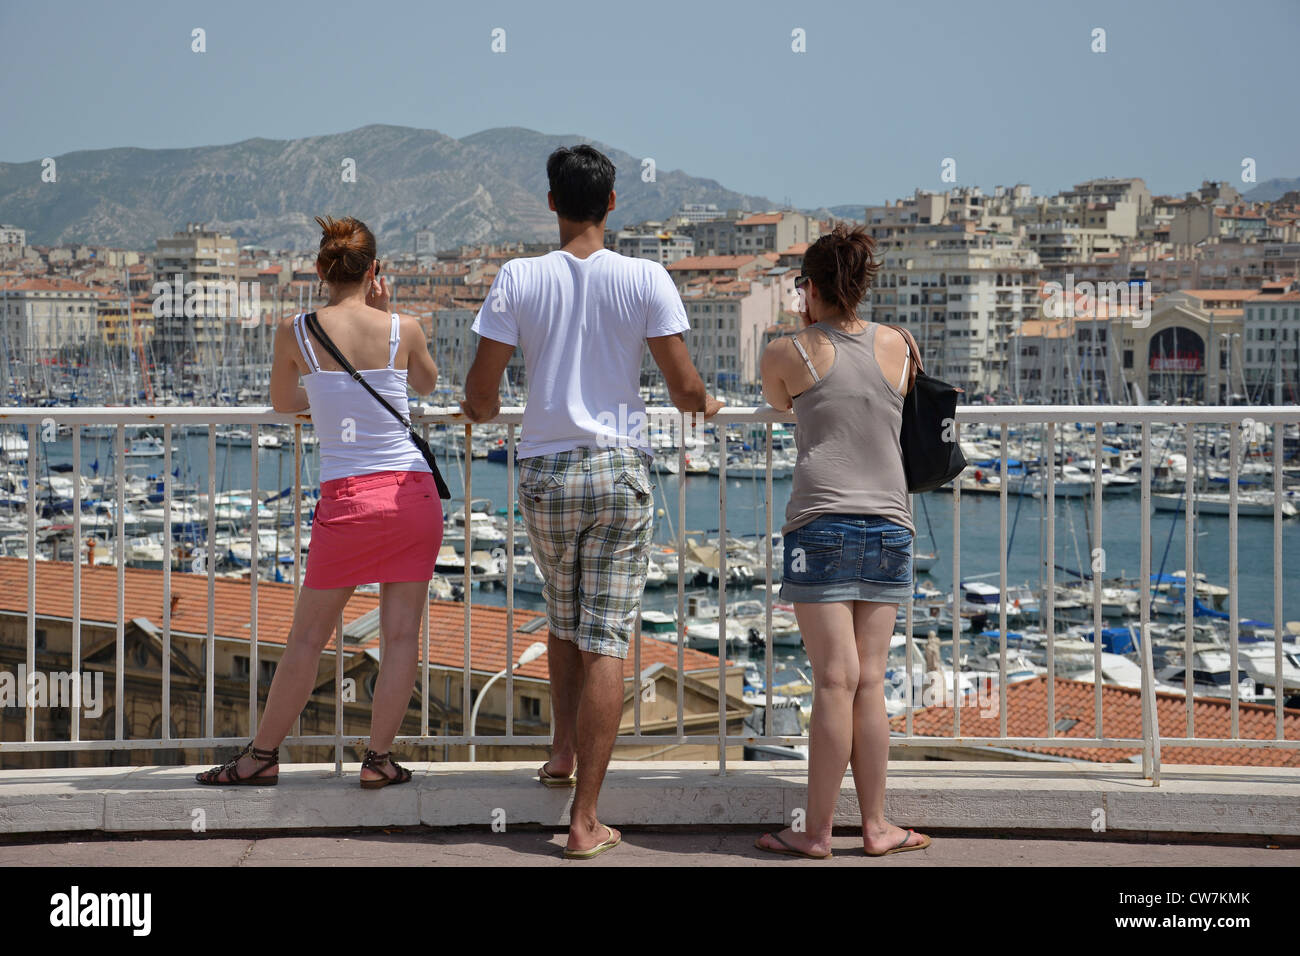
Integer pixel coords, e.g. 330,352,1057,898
517,446,655,659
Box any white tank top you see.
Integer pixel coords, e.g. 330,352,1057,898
292,312,433,483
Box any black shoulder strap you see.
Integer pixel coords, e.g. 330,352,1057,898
304,311,415,432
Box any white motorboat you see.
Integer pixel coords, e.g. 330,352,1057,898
1157,650,1257,702
1154,491,1298,519
125,436,177,457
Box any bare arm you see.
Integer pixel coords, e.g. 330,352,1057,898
462,336,515,423
401,314,439,395
760,338,794,411
646,333,722,416
270,315,309,413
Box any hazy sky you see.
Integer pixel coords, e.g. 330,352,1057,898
2,0,1296,207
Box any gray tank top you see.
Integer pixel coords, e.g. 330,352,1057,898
782,322,914,536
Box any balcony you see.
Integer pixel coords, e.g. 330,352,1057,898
0,404,1298,845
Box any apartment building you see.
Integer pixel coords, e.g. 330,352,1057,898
96,294,155,350
867,223,1041,398
613,228,695,266
688,210,821,257
152,224,240,364
675,271,794,387
1141,242,1300,293
1243,281,1300,403
0,278,99,367
1059,177,1152,216
667,253,776,285
1170,204,1271,246
864,186,1009,244
426,304,525,390
672,202,723,225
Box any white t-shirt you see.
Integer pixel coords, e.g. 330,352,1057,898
472,248,690,458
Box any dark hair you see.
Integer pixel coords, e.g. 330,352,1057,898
801,222,881,315
546,145,616,223
315,215,376,284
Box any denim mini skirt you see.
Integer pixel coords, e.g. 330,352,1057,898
779,513,914,604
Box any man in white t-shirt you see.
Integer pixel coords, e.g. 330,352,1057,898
463,145,721,860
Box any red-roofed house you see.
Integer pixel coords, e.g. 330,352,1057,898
0,558,746,769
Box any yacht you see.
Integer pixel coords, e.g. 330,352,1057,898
1156,650,1257,702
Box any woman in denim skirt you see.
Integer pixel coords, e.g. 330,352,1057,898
755,223,932,859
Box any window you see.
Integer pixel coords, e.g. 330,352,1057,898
1123,349,1133,369
520,696,542,721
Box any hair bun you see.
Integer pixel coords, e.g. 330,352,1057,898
800,221,880,315
315,215,376,285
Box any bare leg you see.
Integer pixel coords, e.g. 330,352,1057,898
566,649,624,853
544,634,583,778
209,584,356,781
361,580,427,781
849,600,928,853
756,600,857,857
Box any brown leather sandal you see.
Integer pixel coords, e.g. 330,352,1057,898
195,741,279,786
360,749,413,789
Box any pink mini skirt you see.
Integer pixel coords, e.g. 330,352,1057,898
303,469,443,589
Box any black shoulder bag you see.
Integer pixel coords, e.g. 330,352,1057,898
885,324,968,493
304,311,452,500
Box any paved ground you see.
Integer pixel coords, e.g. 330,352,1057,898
1,830,1295,866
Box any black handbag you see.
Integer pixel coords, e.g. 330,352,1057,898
886,324,967,493
303,311,452,500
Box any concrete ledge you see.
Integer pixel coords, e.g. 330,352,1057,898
0,761,1296,838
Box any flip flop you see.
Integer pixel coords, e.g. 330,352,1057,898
538,762,576,788
754,831,832,860
865,828,931,857
563,825,621,860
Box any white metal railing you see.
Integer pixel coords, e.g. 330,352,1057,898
1,404,1297,784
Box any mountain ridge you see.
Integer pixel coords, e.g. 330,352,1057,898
0,124,782,250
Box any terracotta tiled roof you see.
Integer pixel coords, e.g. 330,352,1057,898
890,675,1300,766
667,255,761,271
0,557,719,680
1,278,99,294
1180,290,1254,301
737,214,781,226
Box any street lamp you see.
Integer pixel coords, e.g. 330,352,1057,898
467,641,547,762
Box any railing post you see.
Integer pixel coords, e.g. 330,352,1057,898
951,420,961,735
717,421,728,775
1045,421,1055,739
764,422,774,737
676,424,686,741
1274,421,1285,740
462,424,473,752
72,424,83,746
1184,421,1195,736
1228,419,1240,740
117,423,127,743
505,422,516,738
1139,420,1153,780
997,424,1008,739
250,422,260,737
